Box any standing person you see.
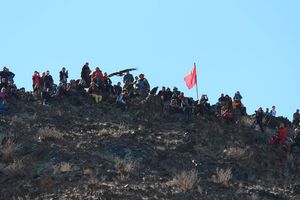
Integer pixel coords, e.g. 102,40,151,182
32,71,41,96
292,109,300,128
44,70,54,92
81,62,91,87
123,71,134,84
136,74,150,97
181,94,192,123
252,107,264,132
290,128,300,154
270,106,276,117
233,91,242,102
0,67,15,87
91,67,104,87
59,67,68,84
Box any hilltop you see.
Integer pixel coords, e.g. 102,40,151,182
0,93,300,200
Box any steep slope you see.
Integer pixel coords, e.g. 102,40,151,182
0,95,299,200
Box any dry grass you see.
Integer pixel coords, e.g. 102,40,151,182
37,127,64,140
1,138,16,163
224,147,247,159
53,162,72,174
211,168,232,187
168,169,199,192
7,159,25,176
114,158,137,173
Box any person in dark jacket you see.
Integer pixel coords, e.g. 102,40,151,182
59,67,68,84
43,70,54,91
290,128,300,154
113,82,122,97
0,67,15,87
123,71,134,84
252,107,264,132
292,109,300,128
81,62,91,87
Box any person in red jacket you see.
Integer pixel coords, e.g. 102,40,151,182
91,67,104,87
32,71,41,96
270,122,287,145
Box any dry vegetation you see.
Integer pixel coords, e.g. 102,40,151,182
211,167,232,187
114,158,137,174
167,169,199,192
37,127,64,141
6,159,25,176
53,162,72,174
224,147,248,159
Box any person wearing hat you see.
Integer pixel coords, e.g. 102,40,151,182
290,128,300,154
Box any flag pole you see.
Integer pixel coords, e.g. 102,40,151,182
195,62,199,101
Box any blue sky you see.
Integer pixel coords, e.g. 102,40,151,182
1,0,299,119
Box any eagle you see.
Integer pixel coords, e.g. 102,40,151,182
108,68,137,78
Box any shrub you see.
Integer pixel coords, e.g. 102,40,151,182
172,169,198,192
211,167,232,187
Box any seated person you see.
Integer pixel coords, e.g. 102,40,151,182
88,82,102,103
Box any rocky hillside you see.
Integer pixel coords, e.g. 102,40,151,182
0,94,300,200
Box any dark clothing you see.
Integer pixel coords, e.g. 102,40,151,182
293,112,300,127
59,71,68,83
123,73,134,84
290,131,300,154
81,65,91,85
44,75,54,90
0,71,15,80
113,85,122,96
255,110,264,132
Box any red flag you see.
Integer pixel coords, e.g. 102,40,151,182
184,63,197,89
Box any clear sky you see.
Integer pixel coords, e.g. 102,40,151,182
1,0,299,119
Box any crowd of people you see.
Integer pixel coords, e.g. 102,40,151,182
0,63,300,155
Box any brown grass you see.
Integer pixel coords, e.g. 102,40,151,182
37,127,64,140
53,162,72,174
224,147,247,159
7,159,25,176
114,158,137,173
211,168,232,187
168,169,199,192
